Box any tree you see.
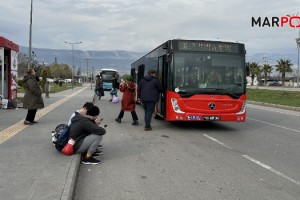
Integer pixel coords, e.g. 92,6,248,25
249,62,261,85
18,53,28,77
262,64,272,86
275,59,293,86
49,64,72,79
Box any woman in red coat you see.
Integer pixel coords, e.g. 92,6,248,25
115,75,139,125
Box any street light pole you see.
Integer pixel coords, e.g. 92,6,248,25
64,41,82,89
296,35,300,87
28,0,33,69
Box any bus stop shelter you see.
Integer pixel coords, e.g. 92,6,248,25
0,36,19,100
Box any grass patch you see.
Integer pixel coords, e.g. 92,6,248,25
247,89,300,107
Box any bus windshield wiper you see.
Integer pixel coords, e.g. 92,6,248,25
178,90,199,97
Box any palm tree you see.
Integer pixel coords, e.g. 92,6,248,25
275,59,293,86
249,62,261,85
262,64,272,86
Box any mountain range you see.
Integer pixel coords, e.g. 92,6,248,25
20,46,299,75
20,46,145,75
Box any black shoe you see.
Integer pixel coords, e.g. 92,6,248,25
144,127,152,131
109,99,112,102
98,96,101,100
81,157,101,165
94,149,103,154
115,118,121,123
92,152,101,157
132,121,139,125
24,120,33,125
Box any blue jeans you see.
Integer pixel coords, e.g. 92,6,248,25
142,101,156,128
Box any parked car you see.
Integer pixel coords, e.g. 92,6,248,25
269,82,282,86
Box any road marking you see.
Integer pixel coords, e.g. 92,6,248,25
247,105,300,117
0,88,86,144
248,117,300,133
243,155,300,186
202,134,233,149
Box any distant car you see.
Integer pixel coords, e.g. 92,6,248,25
269,82,282,86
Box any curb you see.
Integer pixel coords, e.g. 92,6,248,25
61,154,81,200
247,100,300,112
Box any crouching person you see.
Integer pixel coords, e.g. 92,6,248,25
69,105,106,165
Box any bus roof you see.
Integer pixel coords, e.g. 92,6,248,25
100,68,117,72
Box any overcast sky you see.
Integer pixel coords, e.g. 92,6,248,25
1,0,300,55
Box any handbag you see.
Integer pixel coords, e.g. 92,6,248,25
112,96,119,103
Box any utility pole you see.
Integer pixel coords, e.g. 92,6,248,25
91,66,94,90
64,41,82,89
296,36,300,87
85,58,90,83
28,0,33,69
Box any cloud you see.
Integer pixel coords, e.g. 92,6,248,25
1,0,300,54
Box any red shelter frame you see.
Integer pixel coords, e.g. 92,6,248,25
0,36,19,100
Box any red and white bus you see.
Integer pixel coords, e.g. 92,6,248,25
131,39,247,122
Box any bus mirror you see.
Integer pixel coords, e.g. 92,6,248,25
162,42,168,49
246,62,250,76
166,54,172,62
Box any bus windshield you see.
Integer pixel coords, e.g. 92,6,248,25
173,52,245,97
101,71,116,81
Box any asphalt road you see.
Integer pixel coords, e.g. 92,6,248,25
74,94,300,200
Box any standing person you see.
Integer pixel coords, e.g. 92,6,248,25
115,75,139,125
95,75,103,100
109,74,119,102
138,69,162,131
69,106,106,165
23,68,44,125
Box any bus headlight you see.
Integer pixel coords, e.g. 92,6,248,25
236,100,246,114
171,98,185,113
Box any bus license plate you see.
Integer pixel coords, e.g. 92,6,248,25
203,116,221,121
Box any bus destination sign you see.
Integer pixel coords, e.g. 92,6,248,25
178,41,241,53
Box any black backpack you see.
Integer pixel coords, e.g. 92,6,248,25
52,117,80,152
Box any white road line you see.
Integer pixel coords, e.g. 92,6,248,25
243,155,300,186
202,134,233,149
247,105,300,117
247,117,300,133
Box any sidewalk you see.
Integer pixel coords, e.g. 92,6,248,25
0,85,95,200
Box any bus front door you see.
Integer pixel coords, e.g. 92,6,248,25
156,56,166,118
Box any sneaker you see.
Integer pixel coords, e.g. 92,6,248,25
144,127,152,131
81,157,101,165
92,152,101,157
24,120,33,125
94,149,103,154
115,118,121,123
132,121,139,125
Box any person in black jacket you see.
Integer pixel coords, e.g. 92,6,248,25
23,68,44,125
138,69,162,131
69,106,106,165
